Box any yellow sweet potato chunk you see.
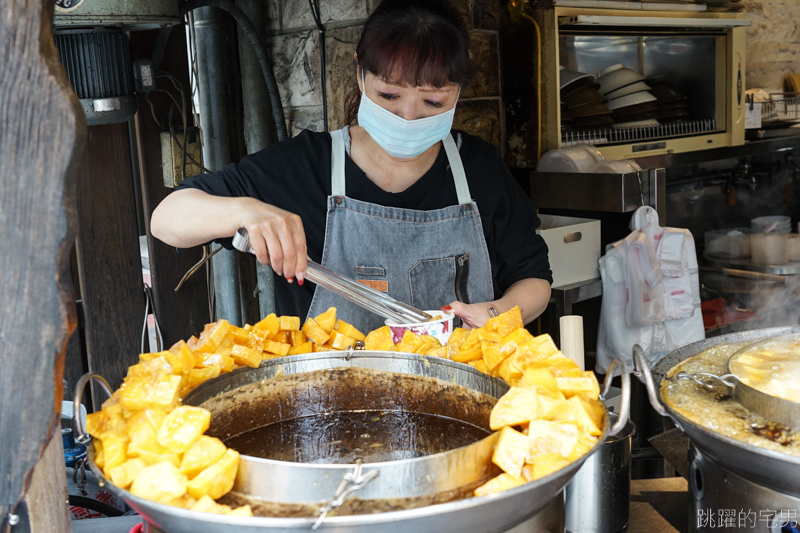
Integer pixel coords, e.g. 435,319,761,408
129,355,175,377
364,325,395,351
278,316,301,331
254,313,279,336
180,436,227,479
120,373,182,412
195,352,235,372
451,328,483,363
468,359,490,374
314,307,337,334
551,395,603,437
130,462,188,504
426,345,448,358
474,473,526,497
213,332,236,357
527,420,579,459
271,331,291,344
302,317,330,345
264,339,291,356
483,306,524,337
519,367,559,395
445,328,471,358
101,433,129,472
489,386,540,430
186,449,240,500
190,494,226,514
195,320,232,353
528,453,572,481
93,439,105,469
288,341,314,355
313,344,338,352
334,319,366,342
555,371,601,400
492,426,530,477
85,403,126,439
230,344,263,368
328,329,357,350
187,365,222,390
108,457,147,489
157,406,211,454
287,330,308,346
395,330,426,353
167,494,198,509
498,355,524,386
126,409,167,458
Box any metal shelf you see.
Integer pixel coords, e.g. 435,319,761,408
633,130,800,170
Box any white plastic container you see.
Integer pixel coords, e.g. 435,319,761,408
704,228,754,258
538,215,601,288
751,233,788,265
385,310,455,346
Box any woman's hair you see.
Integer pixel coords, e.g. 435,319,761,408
343,0,475,125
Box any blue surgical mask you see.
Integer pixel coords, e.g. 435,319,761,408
357,71,459,159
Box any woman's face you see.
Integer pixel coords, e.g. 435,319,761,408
358,69,459,121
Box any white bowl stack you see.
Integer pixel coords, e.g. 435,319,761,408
751,215,792,234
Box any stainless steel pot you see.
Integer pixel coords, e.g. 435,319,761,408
636,326,800,498
564,412,635,533
74,351,630,533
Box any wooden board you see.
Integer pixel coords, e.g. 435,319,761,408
0,0,85,525
74,123,147,404
130,28,210,348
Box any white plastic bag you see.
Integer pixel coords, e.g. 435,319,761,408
597,207,705,374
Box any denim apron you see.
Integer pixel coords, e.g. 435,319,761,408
306,128,494,333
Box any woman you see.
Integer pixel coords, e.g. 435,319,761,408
151,0,551,333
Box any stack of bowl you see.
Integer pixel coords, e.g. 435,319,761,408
647,76,689,123
559,66,611,132
751,215,792,234
536,144,605,173
596,64,658,128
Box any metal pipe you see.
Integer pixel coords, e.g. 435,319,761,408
193,7,244,326
235,0,276,319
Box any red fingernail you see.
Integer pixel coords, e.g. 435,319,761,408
287,277,294,284
298,272,305,286
441,305,452,311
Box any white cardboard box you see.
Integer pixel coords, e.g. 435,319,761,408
537,215,601,288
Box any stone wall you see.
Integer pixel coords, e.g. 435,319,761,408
265,0,506,154
743,0,800,92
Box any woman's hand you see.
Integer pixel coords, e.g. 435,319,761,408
443,301,496,329
239,198,308,283
151,189,308,283
443,278,551,329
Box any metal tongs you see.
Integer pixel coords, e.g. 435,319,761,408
232,228,432,324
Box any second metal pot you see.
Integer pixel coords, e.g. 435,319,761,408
564,412,636,533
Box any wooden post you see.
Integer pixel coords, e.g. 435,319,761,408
0,0,85,529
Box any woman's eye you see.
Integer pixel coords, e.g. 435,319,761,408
378,92,398,101
425,100,444,109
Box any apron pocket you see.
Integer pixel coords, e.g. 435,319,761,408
409,256,464,311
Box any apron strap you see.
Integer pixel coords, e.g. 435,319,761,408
330,130,471,205
330,129,347,197
442,133,472,205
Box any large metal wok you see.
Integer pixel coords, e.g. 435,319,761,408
636,325,800,498
76,351,628,533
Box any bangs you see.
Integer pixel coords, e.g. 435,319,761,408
362,27,469,88
356,2,475,89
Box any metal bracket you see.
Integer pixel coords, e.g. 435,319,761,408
311,458,379,529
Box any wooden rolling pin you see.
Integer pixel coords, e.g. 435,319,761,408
559,315,585,371
700,266,787,284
